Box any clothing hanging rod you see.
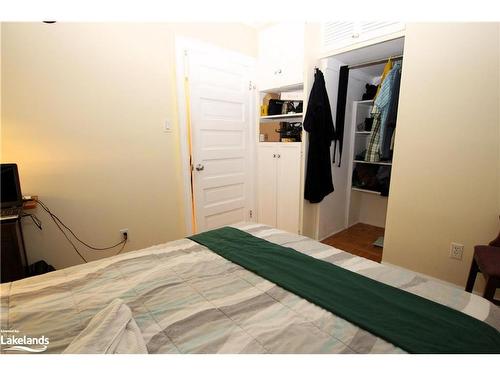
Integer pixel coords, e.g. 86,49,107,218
348,54,403,70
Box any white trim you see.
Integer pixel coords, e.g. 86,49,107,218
175,36,256,235
319,30,406,59
319,226,348,242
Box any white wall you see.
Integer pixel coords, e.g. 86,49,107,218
1,22,257,269
318,60,370,239
383,23,500,287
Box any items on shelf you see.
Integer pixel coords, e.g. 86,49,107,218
259,121,302,142
356,117,374,132
275,122,302,142
362,84,378,100
261,92,303,117
352,164,391,196
267,99,303,116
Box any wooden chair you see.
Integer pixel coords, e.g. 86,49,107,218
465,229,500,304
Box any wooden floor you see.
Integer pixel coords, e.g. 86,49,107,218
321,223,385,263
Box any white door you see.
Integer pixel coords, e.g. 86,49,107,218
256,143,277,227
276,143,301,233
186,44,254,232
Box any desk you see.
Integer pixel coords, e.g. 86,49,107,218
0,196,36,283
1,216,28,283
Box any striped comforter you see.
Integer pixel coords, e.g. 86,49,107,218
1,223,499,353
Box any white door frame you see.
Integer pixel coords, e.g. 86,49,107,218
175,36,257,235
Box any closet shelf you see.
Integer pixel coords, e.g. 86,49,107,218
355,100,374,105
353,160,392,166
260,113,303,120
355,131,371,135
352,187,382,195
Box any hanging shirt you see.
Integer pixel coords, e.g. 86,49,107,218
365,107,382,162
380,63,402,160
365,59,393,162
304,69,335,203
375,61,402,156
374,58,393,99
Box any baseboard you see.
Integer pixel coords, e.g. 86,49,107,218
319,221,374,242
319,226,348,242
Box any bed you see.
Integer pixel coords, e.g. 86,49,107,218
1,222,499,354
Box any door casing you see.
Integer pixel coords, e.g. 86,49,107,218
175,37,257,235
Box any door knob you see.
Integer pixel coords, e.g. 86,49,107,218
195,164,204,171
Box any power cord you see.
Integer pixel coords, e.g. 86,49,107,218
22,212,42,230
29,198,128,263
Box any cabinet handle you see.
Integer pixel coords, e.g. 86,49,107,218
277,69,282,74
273,154,276,158
277,154,281,158
352,33,360,39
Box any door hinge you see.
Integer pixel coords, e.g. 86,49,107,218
183,49,189,79
248,81,255,90
249,209,253,219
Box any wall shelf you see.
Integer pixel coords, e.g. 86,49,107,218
260,113,303,120
353,160,392,166
352,187,382,195
355,100,374,105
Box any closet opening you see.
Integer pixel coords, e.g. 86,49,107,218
319,37,404,262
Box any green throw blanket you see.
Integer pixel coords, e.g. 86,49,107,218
189,227,500,353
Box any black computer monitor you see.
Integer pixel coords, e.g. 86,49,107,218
1,164,23,208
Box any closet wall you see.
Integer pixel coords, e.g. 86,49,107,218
315,38,404,240
318,59,369,239
383,23,500,287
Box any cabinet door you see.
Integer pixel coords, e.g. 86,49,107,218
276,143,301,233
257,144,278,227
276,22,304,88
322,22,405,53
257,24,282,91
358,22,405,44
322,22,358,52
257,23,304,91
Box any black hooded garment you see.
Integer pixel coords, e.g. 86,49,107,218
304,69,335,203
333,65,349,167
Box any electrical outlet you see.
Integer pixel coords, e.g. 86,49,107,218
450,242,464,260
120,228,129,241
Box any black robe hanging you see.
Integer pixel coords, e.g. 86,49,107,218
333,65,349,166
303,69,335,203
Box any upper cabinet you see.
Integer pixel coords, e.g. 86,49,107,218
321,22,405,55
257,23,305,91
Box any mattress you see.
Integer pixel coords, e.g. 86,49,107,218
1,223,499,354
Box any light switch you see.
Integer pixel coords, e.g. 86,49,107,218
164,120,171,132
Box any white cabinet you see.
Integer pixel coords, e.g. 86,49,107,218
257,23,304,91
257,143,301,233
321,22,405,54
